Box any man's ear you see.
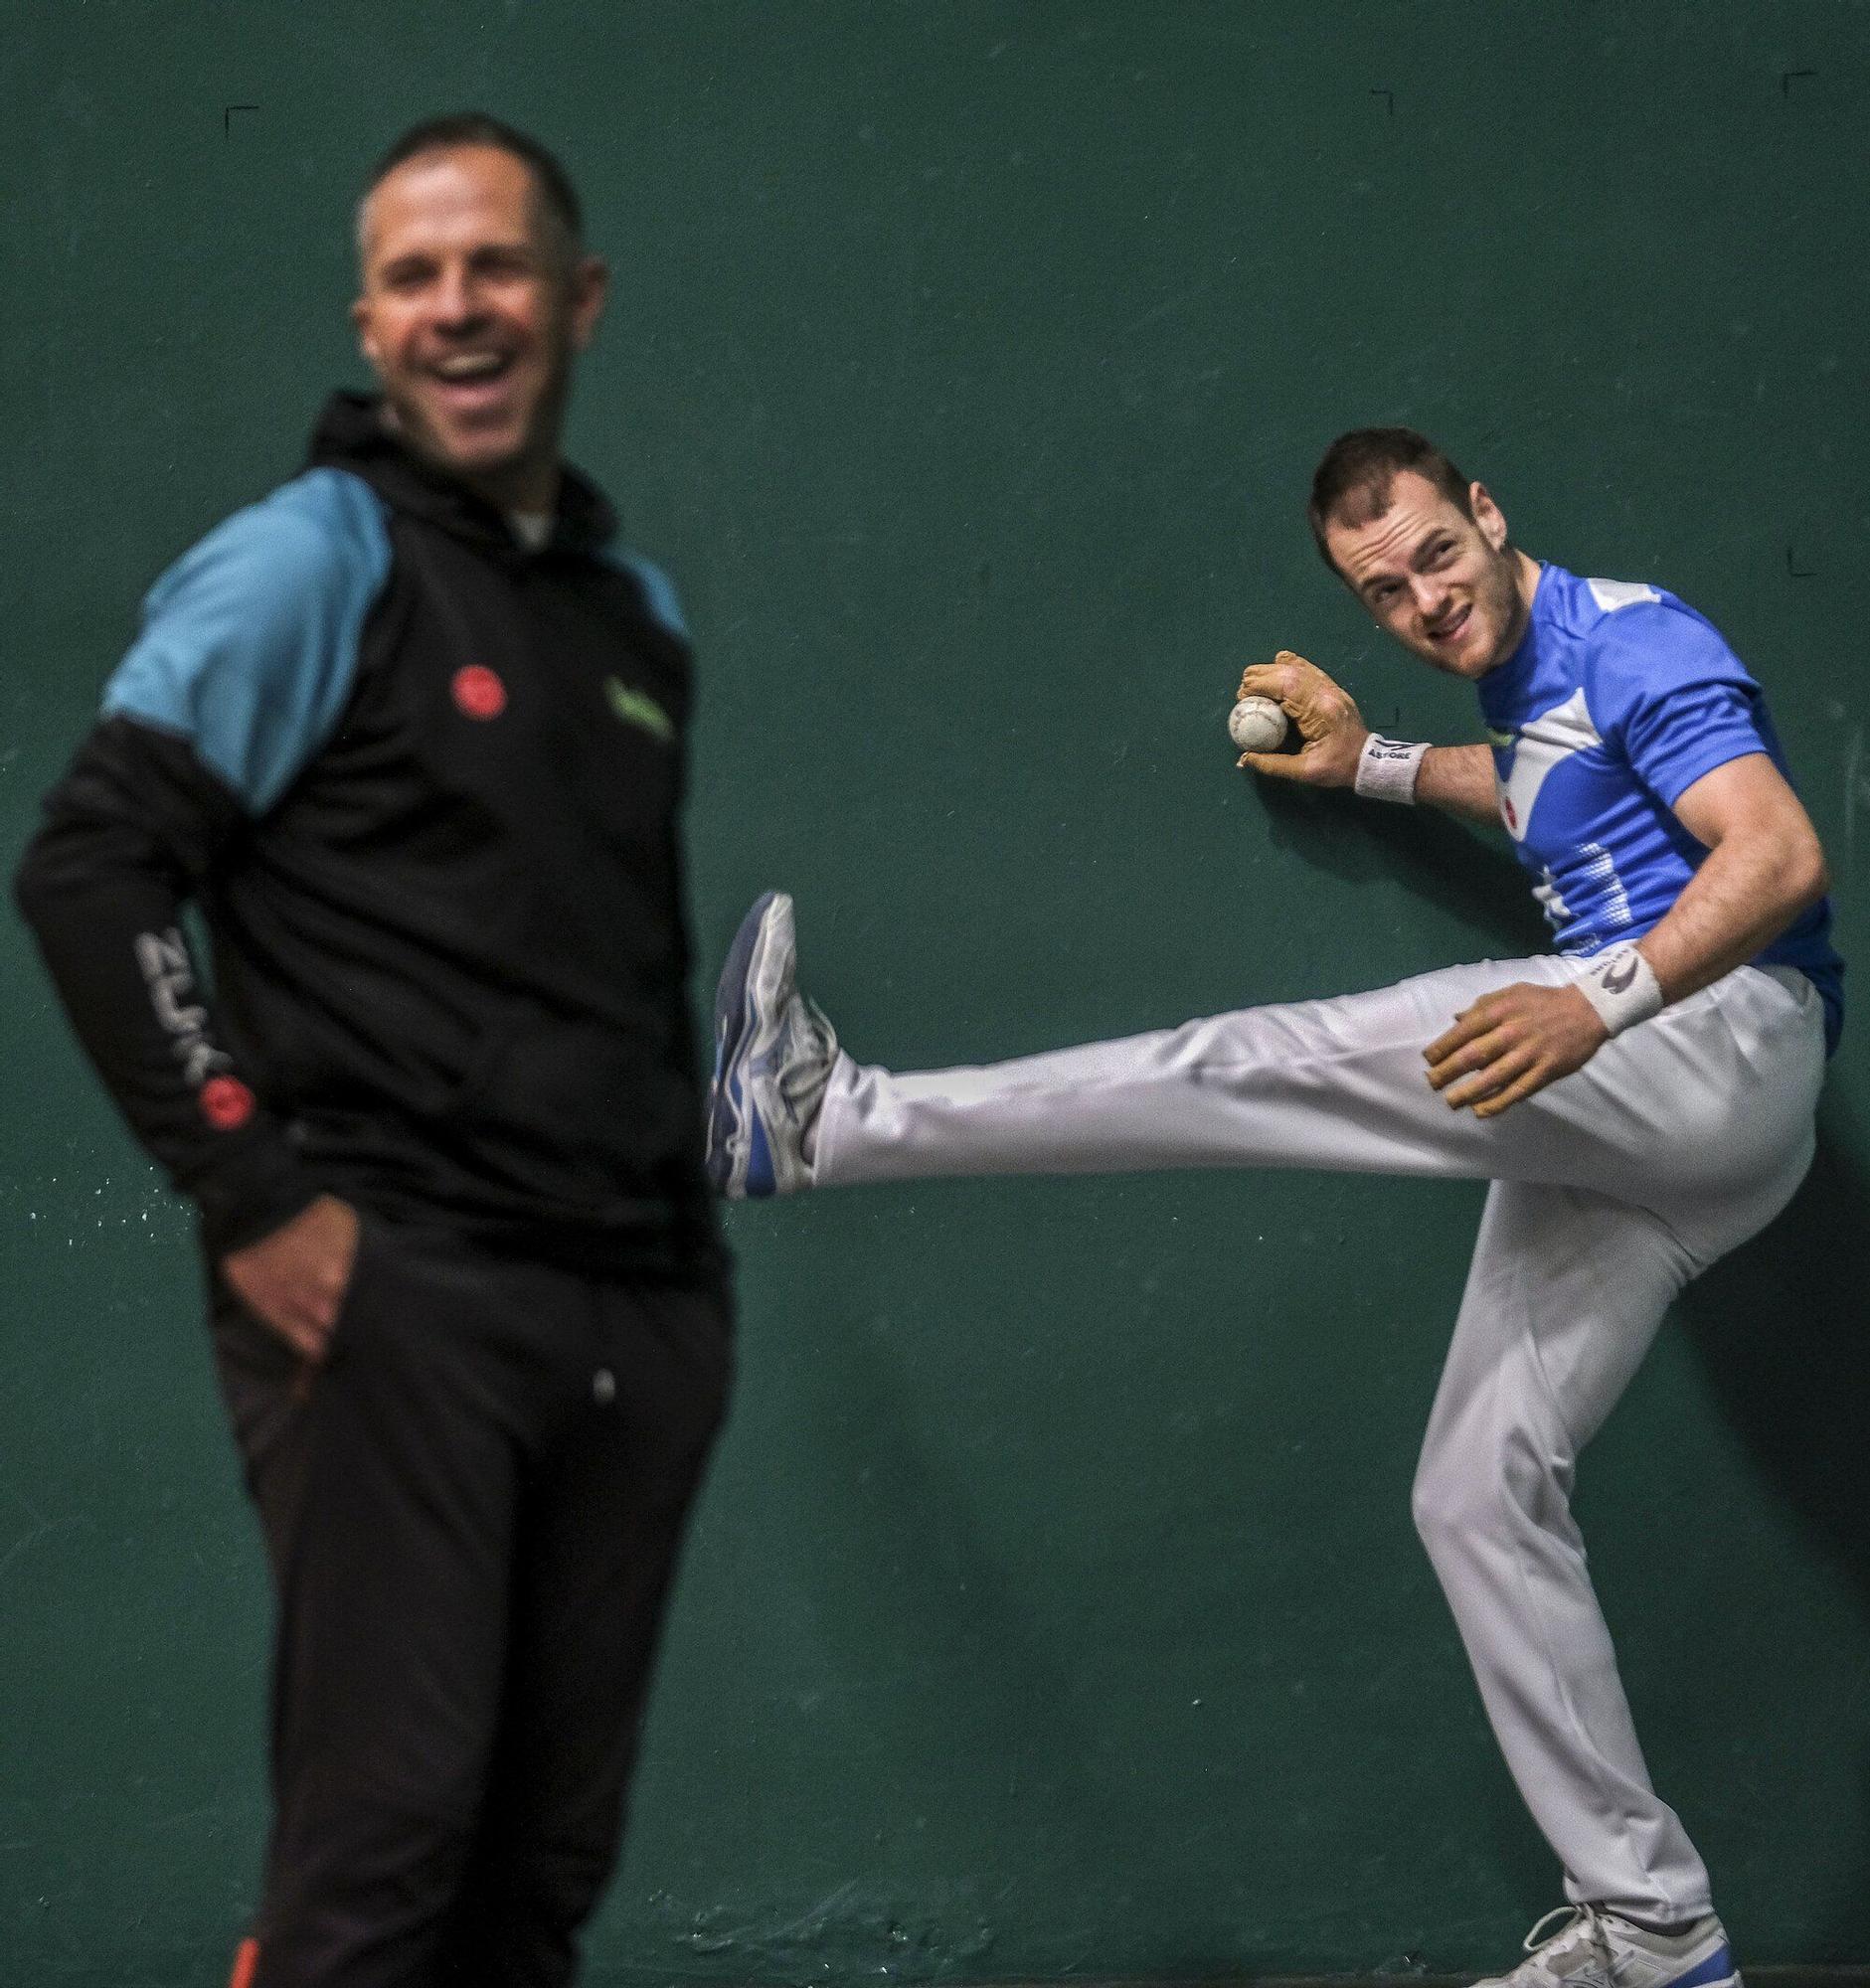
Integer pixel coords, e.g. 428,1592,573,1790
1470,481,1509,553
352,296,384,373
568,256,609,353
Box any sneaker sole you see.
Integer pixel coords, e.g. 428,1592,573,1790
1671,1953,1739,1988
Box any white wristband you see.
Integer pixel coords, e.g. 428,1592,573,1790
1354,735,1429,804
1574,944,1664,1037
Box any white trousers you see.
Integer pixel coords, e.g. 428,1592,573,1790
814,954,1825,1916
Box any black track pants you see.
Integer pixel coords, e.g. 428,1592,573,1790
210,1217,733,1988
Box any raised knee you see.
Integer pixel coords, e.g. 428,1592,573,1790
1411,1452,1479,1558
1412,1427,1570,1560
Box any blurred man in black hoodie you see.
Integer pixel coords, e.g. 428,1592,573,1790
15,114,730,1988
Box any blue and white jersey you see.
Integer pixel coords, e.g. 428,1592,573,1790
1477,564,1843,1051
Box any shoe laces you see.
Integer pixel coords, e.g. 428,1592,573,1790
1523,1906,1612,1971
773,995,838,1119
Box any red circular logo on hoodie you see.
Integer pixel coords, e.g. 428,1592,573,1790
200,1076,255,1131
452,665,508,721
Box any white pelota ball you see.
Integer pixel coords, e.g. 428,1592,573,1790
1228,695,1288,752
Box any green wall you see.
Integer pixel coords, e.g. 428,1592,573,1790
4,5,1867,1983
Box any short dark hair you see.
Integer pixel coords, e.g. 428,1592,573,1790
1307,427,1473,573
359,112,584,256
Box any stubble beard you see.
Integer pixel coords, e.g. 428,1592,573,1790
379,341,573,508
1480,546,1532,670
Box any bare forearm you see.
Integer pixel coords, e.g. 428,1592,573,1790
1413,745,1500,825
1637,829,1828,1003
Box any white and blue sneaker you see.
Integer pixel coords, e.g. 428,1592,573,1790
706,891,839,1200
1475,1905,1741,1988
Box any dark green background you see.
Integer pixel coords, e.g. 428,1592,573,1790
4,5,1866,1984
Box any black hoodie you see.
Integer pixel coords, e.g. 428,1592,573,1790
15,392,723,1278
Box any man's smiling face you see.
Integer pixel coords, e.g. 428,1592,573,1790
1323,469,1533,679
351,144,606,509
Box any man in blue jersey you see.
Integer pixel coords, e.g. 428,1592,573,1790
704,429,1840,1984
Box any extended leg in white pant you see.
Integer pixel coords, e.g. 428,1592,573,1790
815,956,1817,1256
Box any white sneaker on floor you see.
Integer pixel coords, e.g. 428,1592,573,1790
1475,1905,1741,1988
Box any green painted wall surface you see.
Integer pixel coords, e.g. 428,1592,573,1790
3,5,1867,1983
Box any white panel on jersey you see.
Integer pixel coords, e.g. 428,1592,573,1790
1586,577,1661,613
1575,840,1633,931
1496,687,1602,843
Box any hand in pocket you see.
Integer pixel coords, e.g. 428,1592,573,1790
221,1195,363,1367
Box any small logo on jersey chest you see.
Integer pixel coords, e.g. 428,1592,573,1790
605,677,674,743
452,665,508,721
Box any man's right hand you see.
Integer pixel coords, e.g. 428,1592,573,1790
221,1193,362,1366
1235,651,1369,787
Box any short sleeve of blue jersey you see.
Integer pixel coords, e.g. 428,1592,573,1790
101,469,392,816
1585,600,1774,810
